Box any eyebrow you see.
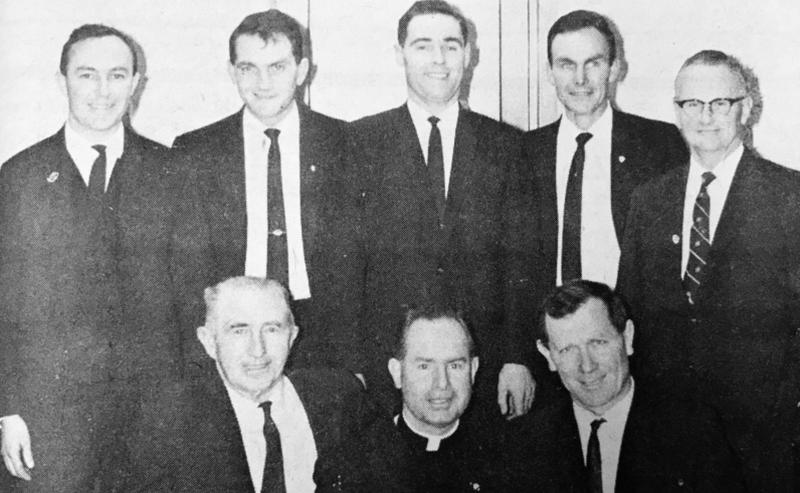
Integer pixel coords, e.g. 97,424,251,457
408,36,464,47
411,356,468,364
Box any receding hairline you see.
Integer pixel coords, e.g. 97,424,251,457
203,277,294,328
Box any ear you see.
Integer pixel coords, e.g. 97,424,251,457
609,57,621,84
463,42,472,69
623,320,635,356
536,340,558,372
388,358,403,390
227,62,237,85
469,356,479,383
739,95,753,125
131,72,141,91
394,43,405,67
295,58,310,87
196,326,217,361
56,71,68,97
288,324,299,348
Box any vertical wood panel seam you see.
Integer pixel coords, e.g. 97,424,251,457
498,0,503,121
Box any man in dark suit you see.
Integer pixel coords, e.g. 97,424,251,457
0,24,176,491
516,12,686,379
507,280,743,492
617,49,800,490
361,305,501,492
171,10,361,375
117,277,373,492
349,0,534,420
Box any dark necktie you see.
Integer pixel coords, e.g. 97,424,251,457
427,116,446,225
259,401,286,493
89,144,107,201
683,171,716,305
265,129,288,287
587,418,606,493
562,132,593,283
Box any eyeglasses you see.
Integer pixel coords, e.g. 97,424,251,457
674,97,745,116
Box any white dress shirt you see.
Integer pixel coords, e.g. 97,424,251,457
396,409,460,452
680,145,743,275
225,375,318,493
555,106,620,287
64,120,124,190
407,98,459,196
573,379,635,493
242,103,311,299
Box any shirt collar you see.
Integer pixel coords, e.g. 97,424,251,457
573,378,635,427
407,98,459,130
558,103,612,144
397,408,460,451
687,144,743,191
242,100,300,137
224,373,287,412
64,120,125,164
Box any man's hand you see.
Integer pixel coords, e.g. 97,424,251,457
1,415,34,480
497,363,535,420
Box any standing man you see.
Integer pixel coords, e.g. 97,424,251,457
508,280,743,492
171,10,361,374
0,24,176,491
617,49,800,490
349,0,534,420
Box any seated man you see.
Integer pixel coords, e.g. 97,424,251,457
116,277,372,492
506,280,744,492
362,305,501,492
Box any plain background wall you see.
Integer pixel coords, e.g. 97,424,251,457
1,0,798,169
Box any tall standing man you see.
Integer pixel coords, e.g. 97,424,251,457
0,24,176,491
349,0,534,419
617,49,800,490
171,10,362,374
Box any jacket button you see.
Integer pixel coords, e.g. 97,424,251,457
436,267,445,274
677,478,685,487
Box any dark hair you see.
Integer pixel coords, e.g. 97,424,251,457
394,304,476,359
229,9,305,64
537,280,629,344
547,10,616,65
60,24,138,75
397,0,469,46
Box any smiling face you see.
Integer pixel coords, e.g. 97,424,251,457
538,297,633,415
389,317,478,436
396,13,470,114
197,284,298,402
229,33,309,126
60,35,139,141
547,27,619,130
674,63,752,169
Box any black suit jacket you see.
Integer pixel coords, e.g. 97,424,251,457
170,104,362,371
617,149,800,482
116,366,372,492
506,387,744,492
0,127,177,491
349,104,529,380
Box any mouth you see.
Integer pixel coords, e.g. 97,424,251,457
89,103,115,110
580,376,605,390
427,397,453,409
425,72,449,80
243,361,271,373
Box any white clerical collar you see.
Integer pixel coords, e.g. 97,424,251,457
558,103,612,142
573,378,635,425
396,408,460,452
406,97,459,127
242,100,299,136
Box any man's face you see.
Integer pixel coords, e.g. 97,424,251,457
674,63,751,167
538,298,633,415
389,318,478,435
59,35,139,139
547,27,618,128
396,13,470,113
197,286,298,402
228,33,309,126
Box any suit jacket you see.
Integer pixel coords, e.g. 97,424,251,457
506,387,744,492
115,366,374,492
0,126,177,491
348,104,529,380
617,149,800,483
170,104,362,371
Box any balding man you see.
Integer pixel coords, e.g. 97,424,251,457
618,49,800,489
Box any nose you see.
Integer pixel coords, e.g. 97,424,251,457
578,347,597,374
432,44,446,64
97,76,111,96
574,65,586,85
248,329,267,358
433,365,451,390
699,102,714,124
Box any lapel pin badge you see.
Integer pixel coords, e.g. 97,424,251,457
618,155,626,163
46,171,59,183
310,165,317,172
672,234,680,245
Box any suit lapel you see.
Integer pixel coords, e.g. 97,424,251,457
706,150,756,259
288,371,337,460
445,107,477,233
611,110,648,242
297,104,323,262
534,121,560,276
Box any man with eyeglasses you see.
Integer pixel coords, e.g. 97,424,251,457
618,49,800,490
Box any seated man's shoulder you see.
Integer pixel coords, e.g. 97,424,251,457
288,368,364,399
